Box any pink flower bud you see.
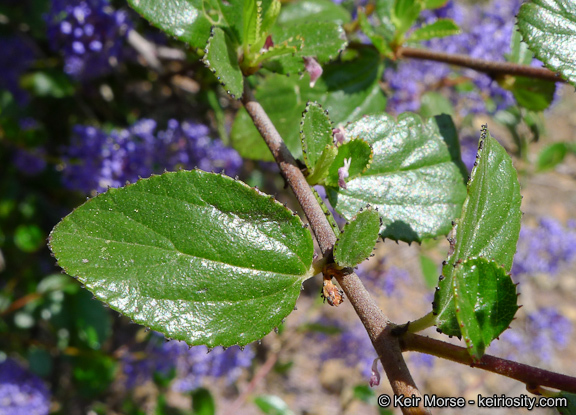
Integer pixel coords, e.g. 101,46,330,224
338,157,352,189
303,57,322,87
332,127,346,145
369,358,381,387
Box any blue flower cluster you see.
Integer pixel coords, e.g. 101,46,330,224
386,0,524,114
358,257,411,297
122,334,255,391
513,217,576,277
45,0,131,79
0,36,37,105
61,119,243,194
494,307,572,362
0,358,50,415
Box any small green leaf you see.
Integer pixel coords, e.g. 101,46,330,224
557,391,576,415
419,91,454,118
127,0,211,50
433,127,522,337
423,0,448,9
327,113,467,243
537,142,570,171
358,9,393,57
254,395,295,415
517,0,576,85
452,257,518,361
202,27,244,99
261,0,282,35
231,48,386,161
508,76,556,112
312,187,340,236
243,0,261,51
253,38,302,66
49,170,314,347
334,206,380,267
192,388,216,415
408,18,460,42
306,144,339,185
392,0,425,38
324,139,373,187
301,102,334,171
419,254,438,289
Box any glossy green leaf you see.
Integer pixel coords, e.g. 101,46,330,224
327,113,467,243
277,0,351,25
517,0,576,85
301,102,334,171
334,206,380,267
452,257,518,361
202,27,244,99
127,0,211,50
557,391,576,415
324,139,373,187
49,170,315,347
433,127,522,336
231,49,386,161
265,22,347,74
408,19,460,42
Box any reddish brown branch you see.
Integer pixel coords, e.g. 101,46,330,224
398,47,565,83
242,82,429,415
401,333,576,393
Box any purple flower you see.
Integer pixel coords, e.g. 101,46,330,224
512,217,576,277
0,358,50,415
358,258,410,297
61,119,243,194
12,148,47,176
122,333,254,391
45,0,132,80
303,57,323,87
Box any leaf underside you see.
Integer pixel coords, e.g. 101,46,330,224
49,170,315,347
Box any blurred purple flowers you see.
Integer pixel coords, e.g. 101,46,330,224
385,0,523,114
122,334,255,391
0,358,50,415
0,36,37,105
61,119,242,194
46,0,131,79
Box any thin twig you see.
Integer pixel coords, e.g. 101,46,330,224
398,47,565,83
242,82,430,415
401,333,576,393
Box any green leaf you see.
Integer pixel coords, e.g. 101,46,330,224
452,257,518,361
301,101,334,171
327,113,467,243
334,206,380,267
277,0,351,25
192,388,216,415
14,224,44,253
231,48,386,161
49,170,314,347
254,395,295,415
261,0,282,35
306,144,339,185
324,139,373,187
127,0,211,50
419,91,454,118
537,142,571,171
312,187,340,236
508,76,556,112
433,127,522,337
21,70,75,98
243,0,261,51
392,0,425,38
202,27,244,99
507,25,535,66
358,9,393,57
265,21,347,74
419,254,438,289
423,0,448,9
557,391,576,415
407,19,460,42
517,0,576,85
